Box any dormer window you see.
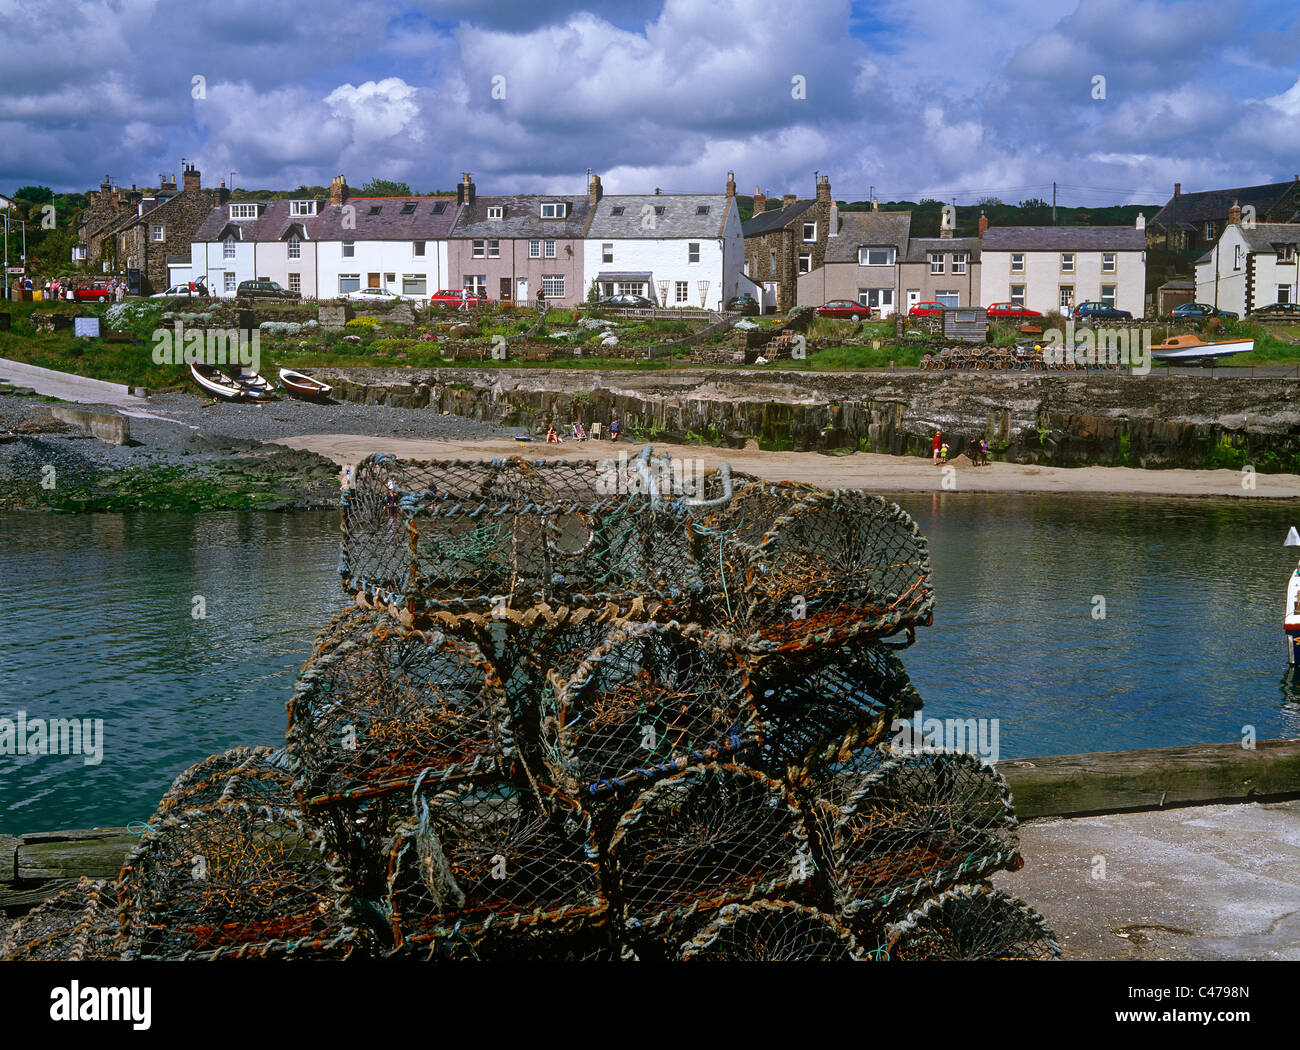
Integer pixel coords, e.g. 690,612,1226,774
610,206,625,217
229,203,259,219
696,205,710,215
859,246,896,266
290,200,318,216
540,202,567,219
655,206,665,216
488,205,504,220
368,205,382,216
1278,245,1297,263
400,202,417,215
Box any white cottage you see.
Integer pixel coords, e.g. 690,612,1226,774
1195,212,1300,316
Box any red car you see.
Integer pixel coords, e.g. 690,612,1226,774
985,301,1042,318
428,288,492,308
74,282,115,302
908,301,945,317
816,299,872,320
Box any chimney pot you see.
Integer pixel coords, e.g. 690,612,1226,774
978,212,989,239
726,171,736,197
1174,182,1181,196
816,176,831,204
753,188,766,214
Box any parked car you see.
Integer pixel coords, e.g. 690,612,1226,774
1074,301,1133,323
1248,302,1300,321
343,287,405,303
593,294,657,309
236,279,300,300
73,282,115,302
817,299,872,320
725,293,760,316
150,282,209,299
984,301,1042,319
428,288,492,308
908,301,945,317
1164,302,1237,321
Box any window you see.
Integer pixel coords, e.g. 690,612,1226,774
229,204,258,219
472,240,485,258
1100,285,1117,308
288,272,300,293
696,205,710,215
858,289,894,310
544,239,556,258
385,273,396,285
432,201,447,214
290,200,318,216
529,239,541,259
688,242,701,263
223,272,236,293
540,202,567,218
952,253,967,274
1234,244,1244,270
655,206,665,216
1009,284,1026,305
413,240,426,257
610,206,625,217
1102,252,1116,273
1279,285,1293,305
1060,253,1075,273
542,274,565,298
936,290,960,307
338,273,360,293
802,221,816,242
288,236,301,260
1278,245,1297,263
769,250,776,276
342,241,355,258
368,205,382,216
1010,253,1024,273
487,205,504,219
675,280,689,303
1059,286,1075,310
859,247,895,266
400,202,417,215
602,243,614,264
1204,221,1215,241
223,239,236,260
618,282,645,297
798,252,812,274
464,275,486,296
402,274,427,296
743,260,750,277
151,224,164,242
486,240,499,259
929,253,944,275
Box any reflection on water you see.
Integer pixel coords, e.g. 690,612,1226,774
1,491,1298,832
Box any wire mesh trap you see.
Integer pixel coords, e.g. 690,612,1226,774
814,747,1022,918
116,802,353,960
884,884,1061,961
0,877,118,962
384,780,604,953
677,900,863,962
545,621,761,798
154,745,296,816
608,763,815,938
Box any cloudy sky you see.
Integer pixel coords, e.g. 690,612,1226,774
2,0,1298,206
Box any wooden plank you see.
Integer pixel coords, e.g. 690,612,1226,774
15,829,136,882
998,738,1300,819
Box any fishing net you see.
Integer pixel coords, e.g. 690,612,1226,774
116,802,355,960
608,764,814,941
885,884,1061,961
154,745,295,815
751,642,923,782
0,877,118,962
544,621,761,799
677,900,862,962
384,781,604,954
811,747,1022,918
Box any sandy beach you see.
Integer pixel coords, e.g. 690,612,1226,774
270,432,1300,499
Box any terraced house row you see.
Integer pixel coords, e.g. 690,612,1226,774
101,170,747,309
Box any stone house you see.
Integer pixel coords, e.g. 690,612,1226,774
1148,178,1300,253
897,210,983,311
1194,212,1300,315
741,175,832,312
796,208,912,316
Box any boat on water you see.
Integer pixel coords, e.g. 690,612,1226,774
1150,333,1254,365
278,368,332,400
1286,529,1300,664
190,362,275,401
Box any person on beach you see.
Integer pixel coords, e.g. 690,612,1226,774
546,422,562,444
609,417,622,442
939,442,949,464
980,438,989,465
932,431,942,464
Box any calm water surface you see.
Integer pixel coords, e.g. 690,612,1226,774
2,494,1298,833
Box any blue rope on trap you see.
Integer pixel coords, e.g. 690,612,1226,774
126,821,156,837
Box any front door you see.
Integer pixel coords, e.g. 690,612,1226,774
516,278,528,302
367,273,380,288
907,289,920,312
500,277,513,301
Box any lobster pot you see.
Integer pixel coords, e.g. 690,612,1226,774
885,884,1061,961
608,764,815,947
546,622,761,799
116,802,353,960
384,782,604,955
677,901,862,962
817,748,1022,919
340,452,736,618
154,745,296,816
0,878,117,962
750,643,923,782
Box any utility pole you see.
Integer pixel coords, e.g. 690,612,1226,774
1052,182,1057,225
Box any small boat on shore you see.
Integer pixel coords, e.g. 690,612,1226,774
278,368,332,400
190,362,271,401
1150,333,1254,365
232,368,276,398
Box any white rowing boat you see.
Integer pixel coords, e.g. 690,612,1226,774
1150,334,1254,364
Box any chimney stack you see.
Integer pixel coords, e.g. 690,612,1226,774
1135,212,1145,231
588,172,602,204
782,193,797,210
978,212,989,239
329,174,348,206
460,172,476,206
726,171,736,197
753,187,766,215
828,200,838,236
1174,182,1181,196
816,174,831,204
182,164,200,194
1227,200,1241,226
216,179,231,206
940,206,954,238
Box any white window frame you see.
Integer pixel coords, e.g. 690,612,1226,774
859,247,895,266
1278,285,1293,305
222,239,236,260
1010,253,1024,274
540,202,567,219
929,253,944,275
413,241,426,258
290,200,317,216
223,272,236,293
952,253,967,274
1100,284,1117,308
338,273,360,294
472,240,485,259
1234,244,1244,270
688,242,701,264
464,274,486,296
675,280,689,303
1060,253,1075,273
602,243,614,264
402,273,427,296
541,274,565,298
151,224,164,242
1278,245,1297,263
287,235,301,260
487,205,504,220
342,241,355,258
936,290,960,308
798,251,812,274
228,203,258,219
544,239,556,259
1059,285,1075,310
486,240,500,259
1009,284,1026,305
802,221,816,243
287,272,301,293
529,239,541,259
1101,252,1116,273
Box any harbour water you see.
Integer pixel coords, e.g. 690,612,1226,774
2,493,1298,833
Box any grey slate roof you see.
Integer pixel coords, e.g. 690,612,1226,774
192,196,460,243
1240,223,1300,251
742,199,815,237
980,226,1145,251
1151,181,1298,226
585,194,733,239
823,211,912,263
451,194,592,239
902,236,982,263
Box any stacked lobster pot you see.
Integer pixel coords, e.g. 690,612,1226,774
1,448,1060,962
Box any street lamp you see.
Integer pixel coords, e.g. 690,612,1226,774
3,212,28,301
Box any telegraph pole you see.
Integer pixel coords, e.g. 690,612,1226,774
1052,182,1057,225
